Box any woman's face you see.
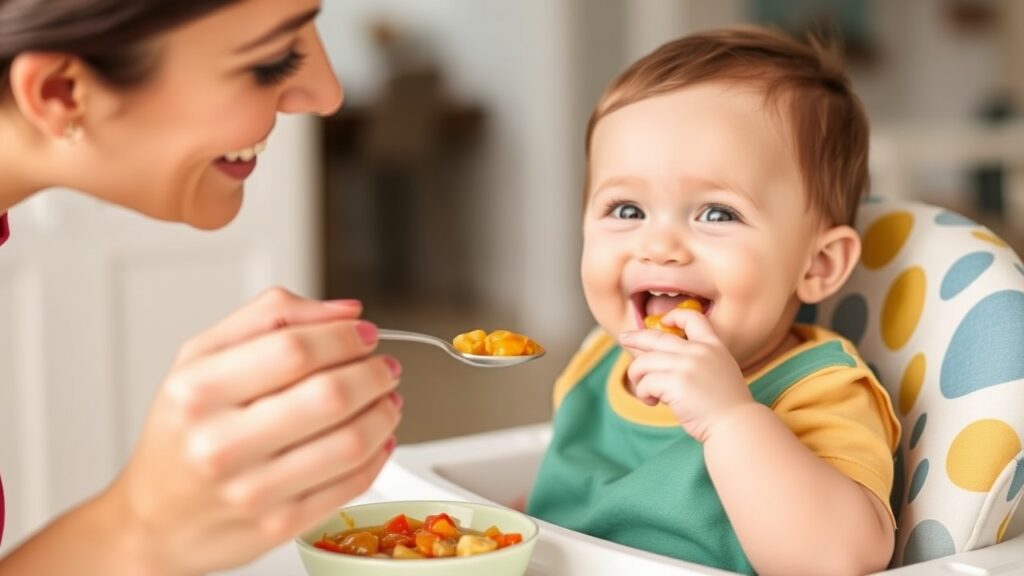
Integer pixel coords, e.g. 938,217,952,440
77,0,341,229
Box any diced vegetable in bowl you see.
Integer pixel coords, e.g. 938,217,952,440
296,500,538,576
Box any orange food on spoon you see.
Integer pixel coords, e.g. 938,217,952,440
643,298,705,338
452,329,543,356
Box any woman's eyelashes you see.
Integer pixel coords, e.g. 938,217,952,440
251,48,307,86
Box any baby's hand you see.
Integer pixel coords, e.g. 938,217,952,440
618,309,754,443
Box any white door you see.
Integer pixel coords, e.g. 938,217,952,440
0,114,323,550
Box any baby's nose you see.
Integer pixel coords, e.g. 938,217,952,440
638,231,692,265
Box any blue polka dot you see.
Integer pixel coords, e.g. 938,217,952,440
1009,456,1024,502
935,211,976,226
796,303,817,324
910,413,927,450
831,293,868,345
909,459,929,503
940,252,994,300
903,520,955,565
891,445,905,523
940,290,1024,399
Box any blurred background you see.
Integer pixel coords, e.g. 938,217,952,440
1,0,1023,550
316,0,1024,443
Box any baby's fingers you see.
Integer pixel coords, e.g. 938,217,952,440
633,372,680,407
626,350,693,386
618,327,690,355
660,308,719,345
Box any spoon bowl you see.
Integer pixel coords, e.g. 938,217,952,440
379,329,544,368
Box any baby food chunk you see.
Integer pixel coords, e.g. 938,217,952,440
643,298,705,338
452,328,543,356
456,534,499,557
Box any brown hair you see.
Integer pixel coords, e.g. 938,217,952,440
1,0,241,95
585,25,869,226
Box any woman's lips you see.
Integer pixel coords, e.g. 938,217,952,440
214,157,257,180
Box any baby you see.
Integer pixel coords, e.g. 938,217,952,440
527,27,901,575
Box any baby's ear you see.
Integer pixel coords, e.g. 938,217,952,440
796,225,861,304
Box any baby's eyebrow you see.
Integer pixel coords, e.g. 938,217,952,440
678,176,760,209
593,175,647,193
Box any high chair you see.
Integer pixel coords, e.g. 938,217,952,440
371,199,1024,575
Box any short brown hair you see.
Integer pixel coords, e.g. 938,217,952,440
585,25,869,226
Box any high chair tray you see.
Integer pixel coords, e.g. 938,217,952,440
373,424,1024,576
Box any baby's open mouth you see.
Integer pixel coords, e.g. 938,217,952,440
631,290,712,329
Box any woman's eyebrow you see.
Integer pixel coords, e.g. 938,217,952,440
235,7,320,53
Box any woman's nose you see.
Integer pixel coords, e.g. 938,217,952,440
278,32,344,116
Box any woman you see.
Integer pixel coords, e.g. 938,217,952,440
0,1,402,573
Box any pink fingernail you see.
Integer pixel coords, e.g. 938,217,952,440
356,321,378,345
325,299,361,308
388,391,404,410
383,356,403,378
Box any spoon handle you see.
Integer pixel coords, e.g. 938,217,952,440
378,329,450,350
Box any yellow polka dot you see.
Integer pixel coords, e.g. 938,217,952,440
898,353,926,415
972,230,1008,248
882,267,926,350
997,511,1012,542
862,212,914,270
947,419,1022,492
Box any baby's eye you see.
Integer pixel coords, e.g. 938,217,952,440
696,204,739,223
609,202,645,220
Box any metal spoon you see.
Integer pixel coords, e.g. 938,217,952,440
378,329,545,368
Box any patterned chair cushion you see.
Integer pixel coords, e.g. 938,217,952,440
812,199,1024,566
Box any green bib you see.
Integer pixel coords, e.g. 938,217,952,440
527,341,855,574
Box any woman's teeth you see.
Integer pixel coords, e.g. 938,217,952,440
222,139,268,162
649,291,681,297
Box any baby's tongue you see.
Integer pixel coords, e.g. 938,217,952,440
646,294,688,316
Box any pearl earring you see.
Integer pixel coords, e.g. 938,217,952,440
62,121,83,144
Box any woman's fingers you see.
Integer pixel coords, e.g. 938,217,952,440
186,355,400,477
169,318,382,415
225,397,400,519
175,287,363,366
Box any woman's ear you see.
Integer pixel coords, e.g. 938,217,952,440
8,53,90,140
796,224,862,304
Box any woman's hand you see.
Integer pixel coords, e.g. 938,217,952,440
618,308,753,443
110,287,402,574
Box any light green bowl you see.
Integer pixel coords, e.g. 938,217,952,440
296,500,539,576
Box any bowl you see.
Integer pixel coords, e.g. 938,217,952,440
296,500,539,576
